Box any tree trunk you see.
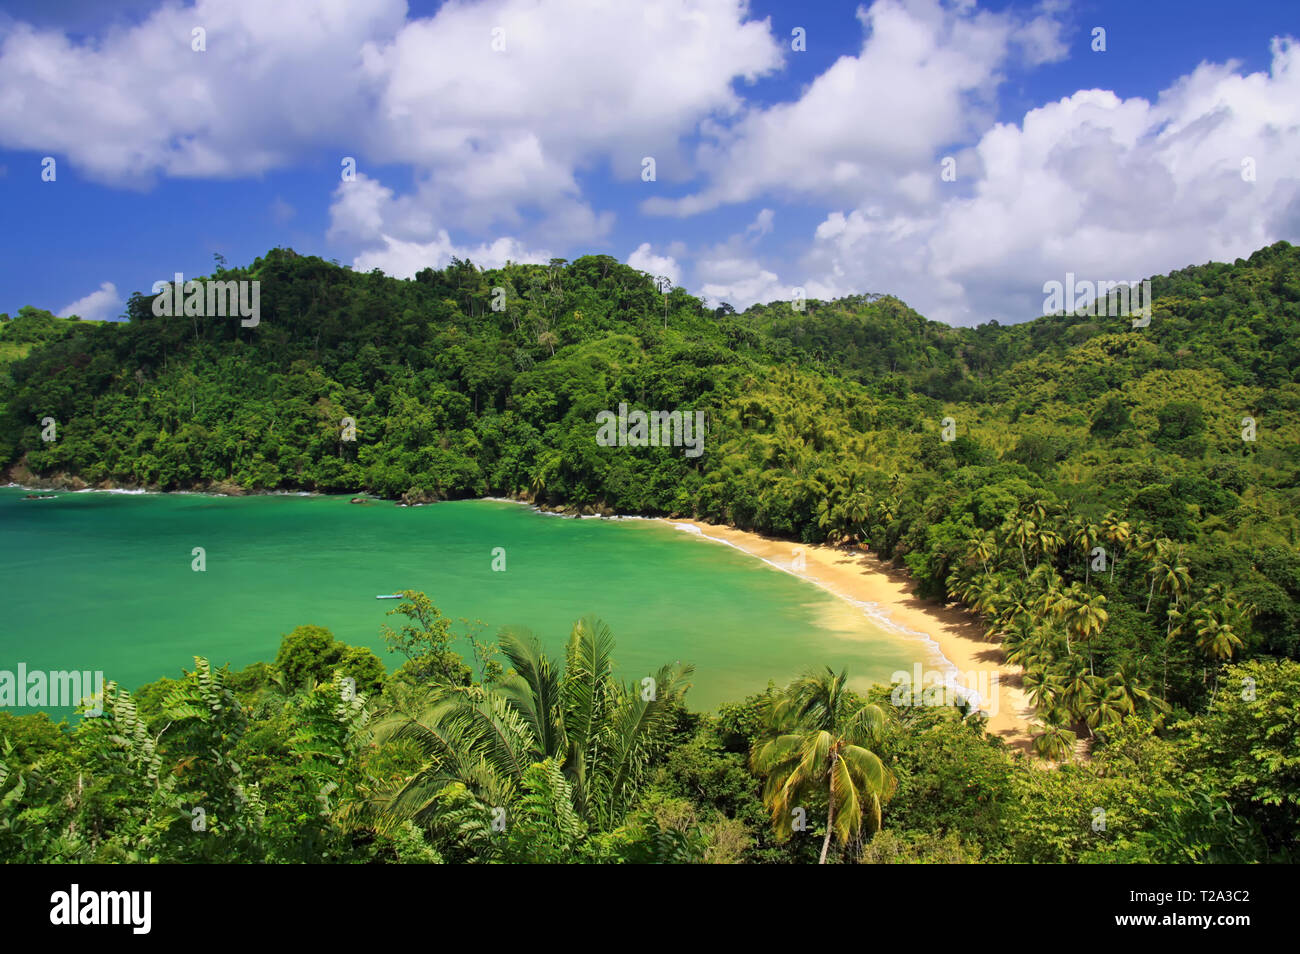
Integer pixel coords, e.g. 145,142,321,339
819,798,835,865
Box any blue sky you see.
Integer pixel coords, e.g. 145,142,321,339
1,0,1297,326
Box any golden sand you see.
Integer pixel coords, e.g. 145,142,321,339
660,518,1035,751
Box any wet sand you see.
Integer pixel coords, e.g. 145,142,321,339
661,518,1035,751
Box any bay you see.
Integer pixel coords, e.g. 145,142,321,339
0,489,924,715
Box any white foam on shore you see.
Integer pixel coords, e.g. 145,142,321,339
664,521,989,713
7,483,325,498
486,502,989,710
489,496,657,522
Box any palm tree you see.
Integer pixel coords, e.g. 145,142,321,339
1023,498,1053,522
1058,663,1103,731
965,532,997,575
1006,627,1053,671
815,496,842,541
1069,519,1102,585
1084,683,1128,732
875,496,898,526
842,489,872,544
1035,526,1064,563
1056,583,1108,667
1029,583,1064,628
1104,664,1165,720
1130,524,1161,567
1099,514,1132,583
1194,615,1243,663
371,618,693,833
1023,666,1064,713
1000,615,1039,655
1006,515,1036,578
750,668,895,864
528,449,561,500
994,578,1033,630
1031,717,1077,761
1162,604,1190,701
1145,544,1190,614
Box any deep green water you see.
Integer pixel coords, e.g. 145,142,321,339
0,489,926,715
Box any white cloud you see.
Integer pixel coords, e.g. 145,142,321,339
0,0,408,185
341,0,781,247
59,281,120,321
745,208,775,238
0,0,782,247
696,255,784,308
351,232,552,278
626,243,681,286
797,36,1300,325
5,0,1298,330
644,0,1067,217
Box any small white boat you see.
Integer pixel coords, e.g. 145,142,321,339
376,594,402,600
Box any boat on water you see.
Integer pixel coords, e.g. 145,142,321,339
376,594,402,600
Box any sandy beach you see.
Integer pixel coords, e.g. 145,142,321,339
660,518,1035,752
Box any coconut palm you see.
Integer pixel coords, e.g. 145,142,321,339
1001,615,1040,656
989,577,1032,629
1099,514,1132,583
1162,604,1191,701
1084,683,1128,732
842,489,873,543
1130,525,1161,566
1023,666,1064,713
1035,526,1064,562
1058,663,1102,725
1104,664,1165,720
875,496,898,526
1006,629,1054,671
1027,586,1062,633
1023,498,1054,522
965,532,998,575
1145,544,1190,614
1194,615,1243,663
1069,519,1102,585
1031,718,1077,761
1056,583,1108,666
1006,515,1036,578
750,668,895,864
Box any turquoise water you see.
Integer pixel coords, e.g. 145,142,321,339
0,489,923,714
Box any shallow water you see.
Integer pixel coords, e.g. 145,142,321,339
0,489,925,715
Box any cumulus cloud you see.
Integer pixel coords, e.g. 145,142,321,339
0,0,407,185
667,34,1300,321
4,0,1297,329
799,36,1300,324
351,232,552,278
626,243,682,286
59,281,120,322
0,0,782,247
643,0,1067,217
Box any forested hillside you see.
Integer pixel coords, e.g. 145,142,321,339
3,242,1299,862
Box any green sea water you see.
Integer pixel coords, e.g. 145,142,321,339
0,488,927,715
